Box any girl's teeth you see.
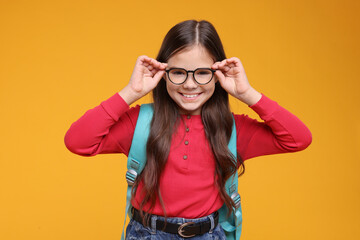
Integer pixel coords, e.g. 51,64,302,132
183,94,198,98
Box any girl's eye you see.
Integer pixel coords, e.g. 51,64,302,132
172,71,185,75
198,71,210,75
196,70,211,75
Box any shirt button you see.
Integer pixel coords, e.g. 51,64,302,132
186,127,189,132
187,115,191,119
183,155,188,160
185,140,189,145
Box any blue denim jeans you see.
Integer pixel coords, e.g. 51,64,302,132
125,211,226,240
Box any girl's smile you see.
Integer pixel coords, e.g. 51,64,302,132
180,92,202,99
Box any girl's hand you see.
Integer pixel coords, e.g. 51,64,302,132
211,57,261,105
119,55,167,104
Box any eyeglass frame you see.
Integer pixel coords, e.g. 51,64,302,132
165,67,216,85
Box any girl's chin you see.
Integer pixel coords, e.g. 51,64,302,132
178,104,202,115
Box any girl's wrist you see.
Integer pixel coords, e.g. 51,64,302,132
236,87,262,106
118,85,142,105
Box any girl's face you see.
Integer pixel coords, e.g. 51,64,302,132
165,45,216,115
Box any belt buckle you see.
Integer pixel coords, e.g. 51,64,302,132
178,222,195,238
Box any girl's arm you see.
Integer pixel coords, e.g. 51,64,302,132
64,56,166,157
212,57,312,160
64,93,140,157
235,93,312,160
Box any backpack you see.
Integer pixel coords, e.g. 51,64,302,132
121,103,242,240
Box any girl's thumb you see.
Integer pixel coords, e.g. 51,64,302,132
153,70,165,82
215,70,225,83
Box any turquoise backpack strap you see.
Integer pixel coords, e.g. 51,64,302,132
121,103,154,240
218,116,243,240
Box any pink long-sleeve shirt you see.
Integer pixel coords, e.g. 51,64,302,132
64,92,312,218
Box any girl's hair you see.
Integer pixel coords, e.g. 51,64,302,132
131,19,245,225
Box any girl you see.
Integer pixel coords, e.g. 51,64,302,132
64,20,312,239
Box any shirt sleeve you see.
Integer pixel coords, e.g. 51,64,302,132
64,92,140,157
235,93,312,161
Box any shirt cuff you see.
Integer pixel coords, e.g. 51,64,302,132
100,92,130,121
249,93,280,120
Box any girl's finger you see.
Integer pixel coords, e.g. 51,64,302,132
152,61,168,70
227,57,238,62
152,69,166,82
211,62,221,69
228,57,242,68
147,64,154,71
150,69,158,75
139,55,150,63
230,57,246,71
141,59,150,67
222,65,231,72
219,59,227,67
149,58,164,70
225,58,237,67
214,69,225,83
148,58,156,66
160,62,168,69
220,60,235,71
138,56,169,70
140,56,154,67
144,58,159,69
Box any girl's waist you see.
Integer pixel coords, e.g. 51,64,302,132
131,192,224,219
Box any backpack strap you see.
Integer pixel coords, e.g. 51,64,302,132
218,116,243,240
121,103,154,240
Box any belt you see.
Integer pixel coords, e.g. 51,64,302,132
131,207,219,238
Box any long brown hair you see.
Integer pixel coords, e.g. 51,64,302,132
132,19,245,225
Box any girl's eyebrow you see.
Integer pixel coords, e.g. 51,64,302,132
167,65,183,68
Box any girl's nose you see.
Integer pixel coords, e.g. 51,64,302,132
183,74,198,89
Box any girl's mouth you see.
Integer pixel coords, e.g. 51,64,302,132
180,93,201,99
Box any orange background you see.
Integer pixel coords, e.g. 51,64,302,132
1,0,359,239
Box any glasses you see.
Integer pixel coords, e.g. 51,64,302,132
165,68,216,85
